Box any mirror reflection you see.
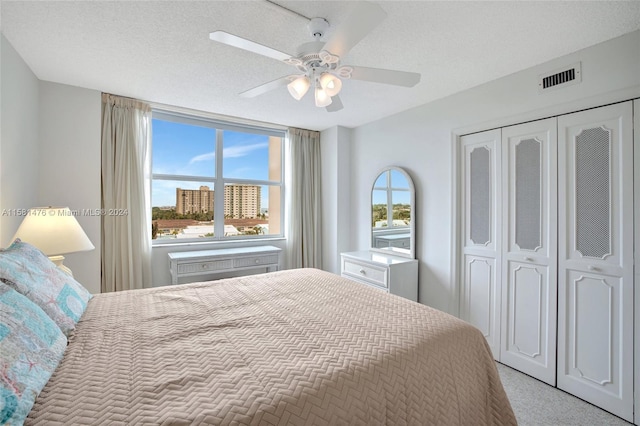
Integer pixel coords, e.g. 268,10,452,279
371,167,415,259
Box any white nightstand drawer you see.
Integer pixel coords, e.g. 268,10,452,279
340,251,418,302
342,259,388,287
178,259,233,274
234,254,279,268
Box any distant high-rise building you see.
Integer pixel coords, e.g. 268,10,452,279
176,186,214,215
175,184,260,218
224,184,261,219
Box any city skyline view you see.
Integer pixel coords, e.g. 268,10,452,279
151,118,278,209
151,117,283,239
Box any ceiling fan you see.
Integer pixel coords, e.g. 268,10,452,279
209,2,421,112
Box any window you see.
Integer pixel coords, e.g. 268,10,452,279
151,110,285,243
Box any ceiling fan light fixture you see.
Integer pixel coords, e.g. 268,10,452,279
314,87,332,108
287,76,310,100
319,73,342,97
210,4,421,113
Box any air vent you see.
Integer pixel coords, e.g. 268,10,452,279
543,68,575,88
538,62,581,93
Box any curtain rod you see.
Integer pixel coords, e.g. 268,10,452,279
146,100,289,132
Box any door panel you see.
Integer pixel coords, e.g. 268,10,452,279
565,270,618,387
500,118,557,385
508,262,545,358
460,129,501,359
464,255,498,341
557,101,633,421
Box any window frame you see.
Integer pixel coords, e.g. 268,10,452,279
151,109,286,245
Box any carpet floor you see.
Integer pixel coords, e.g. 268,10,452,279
496,363,631,425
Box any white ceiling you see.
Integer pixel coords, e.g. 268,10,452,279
1,1,639,131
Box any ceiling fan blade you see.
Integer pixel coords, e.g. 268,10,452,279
210,31,292,62
322,2,387,58
240,76,292,98
326,95,344,112
349,66,421,87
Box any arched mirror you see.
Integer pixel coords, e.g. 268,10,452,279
371,166,415,259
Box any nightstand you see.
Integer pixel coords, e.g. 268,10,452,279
341,251,418,302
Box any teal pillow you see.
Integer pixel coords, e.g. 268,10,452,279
0,239,93,336
0,282,67,425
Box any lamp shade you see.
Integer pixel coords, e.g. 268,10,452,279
314,87,332,108
287,76,310,101
319,73,342,97
12,207,95,256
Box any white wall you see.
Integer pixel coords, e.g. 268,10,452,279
320,125,352,274
339,30,640,314
0,35,102,293
38,81,102,294
0,34,40,245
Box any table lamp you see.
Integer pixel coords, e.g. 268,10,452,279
12,206,95,276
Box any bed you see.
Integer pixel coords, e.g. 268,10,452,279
1,239,515,424
16,267,515,425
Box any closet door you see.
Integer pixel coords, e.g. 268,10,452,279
460,129,501,359
557,101,633,421
500,118,557,385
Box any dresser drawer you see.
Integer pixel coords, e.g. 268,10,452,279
233,254,279,268
177,259,233,274
340,251,417,302
389,238,410,248
342,259,388,288
169,246,282,285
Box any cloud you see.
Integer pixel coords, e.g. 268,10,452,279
189,152,216,164
188,142,268,164
224,142,269,158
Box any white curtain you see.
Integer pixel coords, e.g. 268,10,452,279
286,128,322,269
101,94,152,292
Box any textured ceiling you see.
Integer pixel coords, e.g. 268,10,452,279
1,1,639,131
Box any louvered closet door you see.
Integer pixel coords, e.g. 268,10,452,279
460,129,501,359
557,101,633,422
499,118,557,385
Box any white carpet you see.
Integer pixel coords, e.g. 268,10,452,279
496,363,631,425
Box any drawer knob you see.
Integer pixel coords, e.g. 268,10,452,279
202,264,208,269
255,259,260,264
359,268,366,275
588,265,601,272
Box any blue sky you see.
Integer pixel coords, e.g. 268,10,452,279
151,119,276,208
372,169,411,205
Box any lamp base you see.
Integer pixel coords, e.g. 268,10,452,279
48,255,73,277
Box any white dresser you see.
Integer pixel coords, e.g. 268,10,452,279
340,251,418,302
168,245,281,285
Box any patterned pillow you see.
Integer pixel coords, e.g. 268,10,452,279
0,239,93,336
0,282,67,425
